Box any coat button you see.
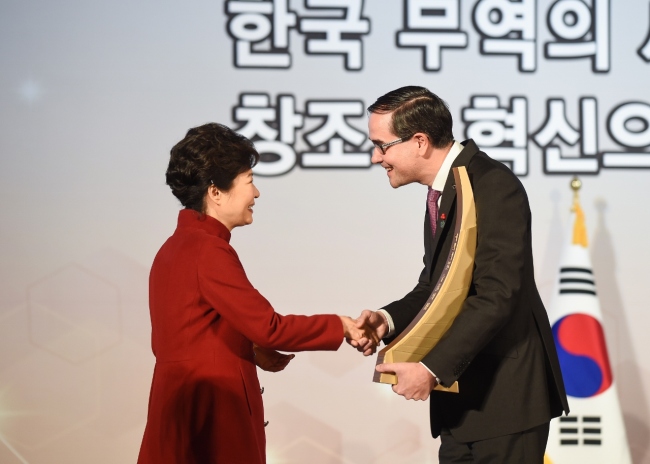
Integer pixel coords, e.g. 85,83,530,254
264,421,269,427
260,387,264,394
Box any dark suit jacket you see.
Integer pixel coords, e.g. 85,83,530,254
382,140,569,442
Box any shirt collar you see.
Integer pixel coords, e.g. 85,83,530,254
177,209,231,242
431,140,463,191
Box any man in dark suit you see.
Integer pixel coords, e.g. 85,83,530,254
354,86,569,463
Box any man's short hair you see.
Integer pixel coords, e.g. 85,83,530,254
367,86,454,149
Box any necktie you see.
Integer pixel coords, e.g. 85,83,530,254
427,187,442,237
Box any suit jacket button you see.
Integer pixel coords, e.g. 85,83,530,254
260,387,264,394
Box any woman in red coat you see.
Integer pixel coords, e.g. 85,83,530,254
138,123,366,464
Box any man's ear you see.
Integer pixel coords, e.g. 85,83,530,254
413,133,429,153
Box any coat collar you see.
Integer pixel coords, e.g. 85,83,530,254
177,209,231,242
429,139,479,253
439,139,479,209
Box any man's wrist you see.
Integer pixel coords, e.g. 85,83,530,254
376,309,395,337
420,362,442,387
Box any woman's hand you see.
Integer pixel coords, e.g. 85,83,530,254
340,315,380,346
253,345,295,372
346,310,389,355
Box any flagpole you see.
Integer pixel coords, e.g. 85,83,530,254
545,176,633,463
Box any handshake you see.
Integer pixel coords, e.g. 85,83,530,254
259,310,438,401
339,310,389,356
256,310,387,373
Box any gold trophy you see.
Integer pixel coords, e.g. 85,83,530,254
373,166,477,393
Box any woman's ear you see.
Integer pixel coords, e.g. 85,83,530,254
208,184,221,201
204,185,222,214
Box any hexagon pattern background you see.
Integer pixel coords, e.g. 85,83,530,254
0,249,156,463
28,263,121,364
0,196,645,464
0,247,442,464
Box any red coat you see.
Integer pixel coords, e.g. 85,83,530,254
138,210,343,464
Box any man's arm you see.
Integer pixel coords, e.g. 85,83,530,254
351,210,436,354
380,210,438,338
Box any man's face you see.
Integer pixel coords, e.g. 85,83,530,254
368,111,420,188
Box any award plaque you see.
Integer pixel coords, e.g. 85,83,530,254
373,166,477,393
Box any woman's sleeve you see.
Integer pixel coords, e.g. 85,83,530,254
197,240,343,352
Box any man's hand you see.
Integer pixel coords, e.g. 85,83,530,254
348,310,388,356
375,362,438,400
253,345,295,372
340,315,379,346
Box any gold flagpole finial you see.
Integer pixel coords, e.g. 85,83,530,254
569,176,588,247
570,176,582,200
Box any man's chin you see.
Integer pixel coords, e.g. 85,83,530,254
386,170,408,188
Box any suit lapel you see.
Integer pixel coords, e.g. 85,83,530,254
427,140,480,267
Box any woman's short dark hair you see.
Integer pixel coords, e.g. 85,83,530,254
166,123,259,212
367,86,453,149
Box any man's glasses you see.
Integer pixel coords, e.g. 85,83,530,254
373,135,413,155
